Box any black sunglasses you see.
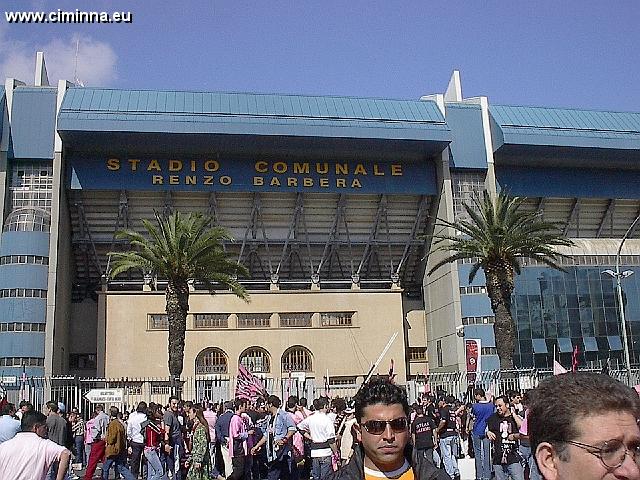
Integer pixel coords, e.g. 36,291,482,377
362,417,408,435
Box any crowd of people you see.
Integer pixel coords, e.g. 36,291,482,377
0,372,639,480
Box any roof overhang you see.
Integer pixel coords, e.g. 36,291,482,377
57,88,451,157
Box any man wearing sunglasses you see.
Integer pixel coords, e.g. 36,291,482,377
328,377,449,480
530,372,640,480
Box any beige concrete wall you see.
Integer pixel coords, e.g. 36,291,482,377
100,289,407,381
424,150,464,372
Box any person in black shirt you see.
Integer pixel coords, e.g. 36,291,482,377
486,396,523,480
437,395,463,480
411,406,437,465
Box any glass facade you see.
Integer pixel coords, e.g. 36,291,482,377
512,265,640,369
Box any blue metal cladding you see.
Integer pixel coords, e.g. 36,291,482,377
496,165,640,199
0,332,45,357
0,232,50,256
464,325,496,348
67,156,438,194
445,104,489,169
9,88,57,159
58,88,451,142
460,295,493,318
491,104,640,150
0,299,47,323
0,265,48,289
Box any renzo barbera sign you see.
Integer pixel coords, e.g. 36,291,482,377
68,157,437,194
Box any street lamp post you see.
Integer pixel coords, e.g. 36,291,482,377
602,214,640,386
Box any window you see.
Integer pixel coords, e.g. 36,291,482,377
237,314,271,328
151,382,171,395
452,171,485,222
481,347,498,355
459,286,487,295
329,376,357,386
408,347,427,362
195,347,228,374
320,312,354,327
194,313,228,329
0,255,48,265
279,313,312,328
148,314,168,330
281,346,313,373
0,357,44,367
436,340,443,367
3,208,51,232
0,288,47,298
0,322,45,332
239,347,271,373
461,316,494,325
69,354,96,369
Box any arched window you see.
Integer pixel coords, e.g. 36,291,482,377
195,347,228,374
281,346,313,373
239,347,271,373
3,208,51,232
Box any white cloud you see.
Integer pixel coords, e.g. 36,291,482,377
0,26,118,86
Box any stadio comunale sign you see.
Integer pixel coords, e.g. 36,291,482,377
68,157,437,194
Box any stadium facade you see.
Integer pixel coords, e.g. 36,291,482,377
1,55,640,388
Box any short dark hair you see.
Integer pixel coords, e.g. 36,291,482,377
169,395,179,404
354,378,409,422
494,395,510,405
46,401,59,413
234,398,247,411
136,401,148,413
529,372,640,459
95,404,104,412
286,396,298,409
315,397,329,410
473,387,485,398
110,406,119,418
299,397,308,407
21,410,47,432
267,395,281,408
415,405,424,415
0,402,15,415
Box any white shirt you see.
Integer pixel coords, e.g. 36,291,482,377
126,411,147,444
0,431,68,480
297,411,336,458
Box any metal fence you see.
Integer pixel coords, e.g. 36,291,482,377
3,368,637,416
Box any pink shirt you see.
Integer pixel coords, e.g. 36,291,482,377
290,411,305,457
0,432,68,480
203,410,217,442
228,414,247,457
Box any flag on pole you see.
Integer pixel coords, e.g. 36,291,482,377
571,345,579,372
553,360,568,375
388,359,396,383
235,363,268,402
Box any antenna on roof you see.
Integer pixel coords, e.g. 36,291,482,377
73,38,84,87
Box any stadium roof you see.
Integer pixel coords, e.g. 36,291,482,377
491,104,640,151
57,87,451,144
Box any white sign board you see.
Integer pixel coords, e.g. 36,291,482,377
85,388,124,404
0,376,17,385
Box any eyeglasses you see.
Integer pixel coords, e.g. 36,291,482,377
566,439,640,469
361,417,408,435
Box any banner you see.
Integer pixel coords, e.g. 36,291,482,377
67,156,437,194
465,339,481,382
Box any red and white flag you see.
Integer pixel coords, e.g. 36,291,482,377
572,345,580,372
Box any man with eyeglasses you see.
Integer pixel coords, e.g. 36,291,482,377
530,372,640,480
327,377,449,480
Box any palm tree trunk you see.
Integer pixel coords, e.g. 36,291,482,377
166,279,189,397
485,266,516,370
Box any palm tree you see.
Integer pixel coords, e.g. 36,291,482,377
109,211,249,390
428,191,573,369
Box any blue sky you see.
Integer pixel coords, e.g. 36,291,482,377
2,1,639,111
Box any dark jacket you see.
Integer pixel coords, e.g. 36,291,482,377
328,444,450,480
